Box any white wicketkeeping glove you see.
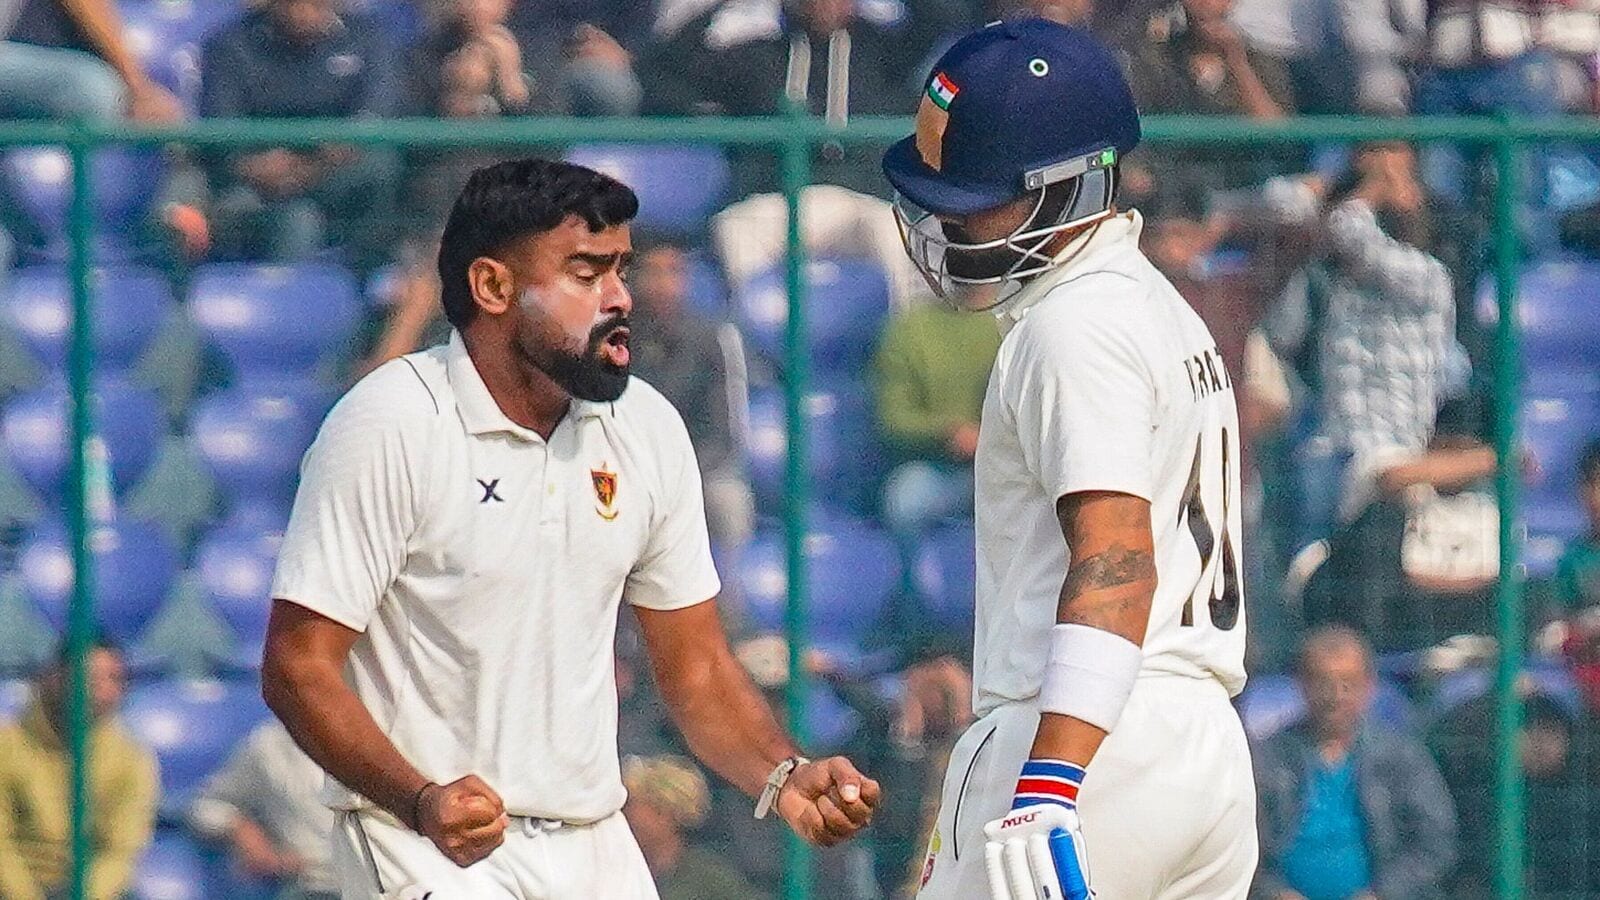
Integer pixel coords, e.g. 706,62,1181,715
982,759,1094,900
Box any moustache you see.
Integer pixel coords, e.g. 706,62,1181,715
589,315,631,350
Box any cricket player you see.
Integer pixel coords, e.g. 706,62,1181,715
882,20,1256,900
261,158,879,899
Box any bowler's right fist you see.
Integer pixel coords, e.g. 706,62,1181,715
416,775,508,867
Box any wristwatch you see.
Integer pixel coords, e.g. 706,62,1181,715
754,756,810,819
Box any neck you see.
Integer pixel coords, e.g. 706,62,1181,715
1314,728,1357,762
463,328,572,439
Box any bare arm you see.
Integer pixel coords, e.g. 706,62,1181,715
1223,44,1288,119
261,600,432,825
1376,446,1498,497
634,600,880,846
1028,491,1157,764
634,600,797,793
58,0,183,121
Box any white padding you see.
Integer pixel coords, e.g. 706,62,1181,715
1038,624,1143,733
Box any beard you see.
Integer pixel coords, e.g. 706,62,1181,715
517,305,632,403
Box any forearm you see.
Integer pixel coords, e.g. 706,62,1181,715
1030,493,1156,765
1225,49,1286,119
59,0,146,86
658,648,799,797
262,660,430,826
1377,447,1497,496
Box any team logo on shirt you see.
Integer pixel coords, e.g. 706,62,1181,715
920,827,941,886
591,466,619,521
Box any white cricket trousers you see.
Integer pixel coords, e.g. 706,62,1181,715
917,674,1258,900
332,808,658,899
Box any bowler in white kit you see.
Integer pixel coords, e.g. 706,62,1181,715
260,158,879,899
882,20,1257,900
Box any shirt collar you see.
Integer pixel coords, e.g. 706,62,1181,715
445,331,609,442
994,210,1145,335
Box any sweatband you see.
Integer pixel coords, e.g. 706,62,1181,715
1011,758,1086,810
1037,623,1143,733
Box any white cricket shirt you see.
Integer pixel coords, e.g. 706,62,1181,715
972,211,1247,719
271,331,720,822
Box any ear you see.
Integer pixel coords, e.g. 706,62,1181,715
467,256,517,317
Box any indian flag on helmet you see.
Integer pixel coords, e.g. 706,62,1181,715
928,72,959,110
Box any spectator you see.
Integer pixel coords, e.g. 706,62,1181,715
640,0,973,196
1553,440,1600,613
0,637,157,900
1252,626,1458,900
0,0,183,122
1123,0,1300,270
199,0,403,266
1431,689,1592,898
872,300,1000,540
1413,0,1565,248
1228,0,1427,114
627,240,754,546
188,719,339,900
622,754,771,900
1264,143,1470,547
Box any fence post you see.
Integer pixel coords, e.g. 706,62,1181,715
65,128,97,900
1490,126,1526,900
780,112,815,900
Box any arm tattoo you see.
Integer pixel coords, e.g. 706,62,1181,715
1059,544,1156,633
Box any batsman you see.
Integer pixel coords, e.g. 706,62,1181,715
883,20,1258,900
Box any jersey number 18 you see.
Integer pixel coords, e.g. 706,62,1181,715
1178,428,1241,630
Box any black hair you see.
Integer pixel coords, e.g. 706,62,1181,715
53,632,120,669
436,158,639,330
1581,438,1600,486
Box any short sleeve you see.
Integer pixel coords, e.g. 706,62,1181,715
271,381,423,632
1005,293,1157,503
626,406,721,611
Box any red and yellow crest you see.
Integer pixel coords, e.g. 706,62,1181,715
591,466,619,520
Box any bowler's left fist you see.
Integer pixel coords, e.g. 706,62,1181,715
777,756,881,847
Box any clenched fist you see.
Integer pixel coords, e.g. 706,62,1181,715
416,775,509,867
776,756,881,847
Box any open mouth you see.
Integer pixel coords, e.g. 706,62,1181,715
600,326,631,367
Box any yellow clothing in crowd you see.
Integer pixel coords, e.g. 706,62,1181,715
0,699,157,900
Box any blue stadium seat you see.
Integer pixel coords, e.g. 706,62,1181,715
3,266,173,373
745,380,882,513
122,677,270,820
195,526,278,670
805,683,863,755
131,829,213,900
1522,370,1600,503
18,518,180,646
737,257,891,374
912,524,976,635
120,0,245,110
0,147,162,260
189,263,362,379
1,380,164,505
1430,663,1583,721
1478,259,1600,368
735,517,900,661
192,385,326,518
563,144,731,235
683,249,730,317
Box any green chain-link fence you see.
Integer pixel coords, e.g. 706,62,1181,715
3,111,1579,900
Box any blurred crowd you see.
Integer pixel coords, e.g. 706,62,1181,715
2,0,1600,898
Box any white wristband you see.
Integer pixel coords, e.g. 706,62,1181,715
1038,624,1143,733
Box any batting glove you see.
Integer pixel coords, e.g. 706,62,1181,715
982,759,1094,900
